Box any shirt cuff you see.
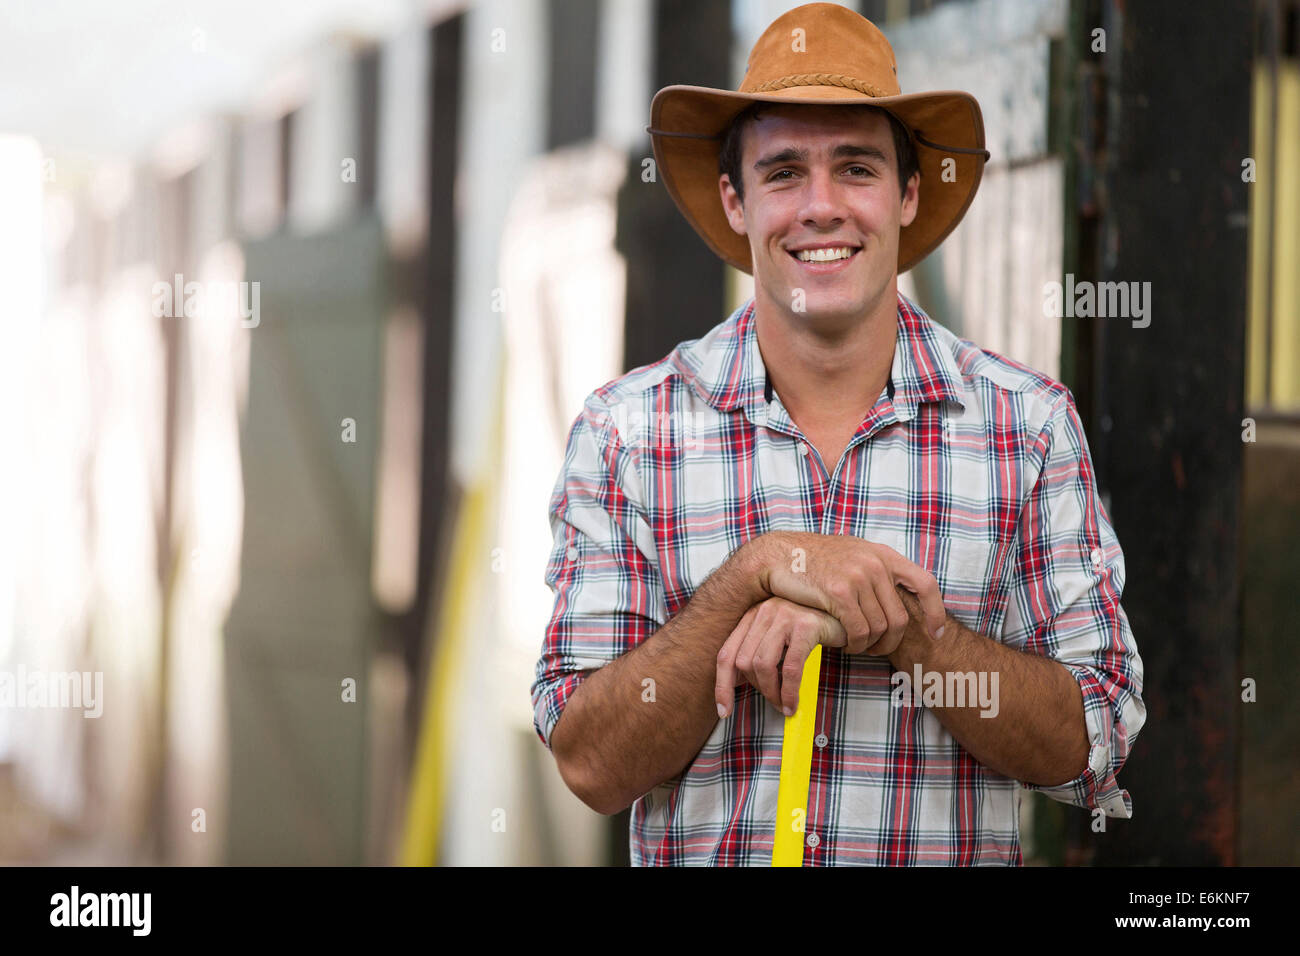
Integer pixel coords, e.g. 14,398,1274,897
1021,663,1134,819
532,670,591,752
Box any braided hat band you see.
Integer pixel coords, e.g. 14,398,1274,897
750,72,891,97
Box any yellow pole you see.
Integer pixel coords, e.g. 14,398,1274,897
401,366,505,866
771,644,822,866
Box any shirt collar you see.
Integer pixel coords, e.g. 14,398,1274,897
888,292,968,418
685,291,966,423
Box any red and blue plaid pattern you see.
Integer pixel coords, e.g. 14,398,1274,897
532,292,1145,866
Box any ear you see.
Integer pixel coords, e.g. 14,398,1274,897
719,174,747,236
899,170,920,228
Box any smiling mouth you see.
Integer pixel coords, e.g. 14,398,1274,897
788,246,861,264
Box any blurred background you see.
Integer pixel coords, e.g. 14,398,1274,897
0,0,1294,866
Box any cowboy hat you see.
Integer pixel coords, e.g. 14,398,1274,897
646,2,990,275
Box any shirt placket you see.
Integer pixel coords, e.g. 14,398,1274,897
760,389,901,865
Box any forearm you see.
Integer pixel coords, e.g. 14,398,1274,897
550,538,769,814
888,599,1090,786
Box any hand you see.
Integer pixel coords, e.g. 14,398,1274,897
715,596,846,718
756,532,948,659
889,583,958,667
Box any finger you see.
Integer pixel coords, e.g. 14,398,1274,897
823,579,876,651
780,626,819,716
733,608,769,697
818,607,848,648
865,575,910,656
749,617,789,714
715,605,759,718
852,585,889,654
880,552,948,638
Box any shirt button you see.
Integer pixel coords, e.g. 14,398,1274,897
814,733,828,748
806,832,820,848
566,547,579,561
1090,548,1103,568
798,442,809,456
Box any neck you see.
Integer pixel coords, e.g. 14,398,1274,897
753,282,900,426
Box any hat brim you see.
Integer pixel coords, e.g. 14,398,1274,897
648,85,989,275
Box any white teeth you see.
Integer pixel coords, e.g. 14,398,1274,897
795,246,855,262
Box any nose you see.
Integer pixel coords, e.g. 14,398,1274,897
798,165,848,228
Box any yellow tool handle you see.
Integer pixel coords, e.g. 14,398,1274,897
771,644,822,866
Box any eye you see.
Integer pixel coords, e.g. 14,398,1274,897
845,164,876,177
769,169,797,182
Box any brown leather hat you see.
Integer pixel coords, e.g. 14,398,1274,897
646,2,990,275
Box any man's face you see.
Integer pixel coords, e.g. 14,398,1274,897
719,104,919,327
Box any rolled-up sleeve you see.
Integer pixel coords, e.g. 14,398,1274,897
1001,392,1146,818
530,392,667,752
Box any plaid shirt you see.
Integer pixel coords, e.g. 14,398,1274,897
531,292,1145,866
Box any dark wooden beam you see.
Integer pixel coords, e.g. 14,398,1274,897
406,14,464,757
547,0,602,150
1080,0,1251,866
617,0,729,376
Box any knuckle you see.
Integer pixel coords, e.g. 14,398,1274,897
827,579,855,604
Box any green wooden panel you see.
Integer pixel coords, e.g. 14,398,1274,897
225,213,388,865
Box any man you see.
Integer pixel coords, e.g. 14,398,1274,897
531,2,1144,865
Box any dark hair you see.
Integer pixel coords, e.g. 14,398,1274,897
718,102,919,204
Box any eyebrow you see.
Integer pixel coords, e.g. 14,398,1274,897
753,143,889,172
